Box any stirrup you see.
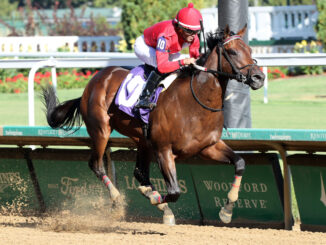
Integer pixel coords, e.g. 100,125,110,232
135,99,156,109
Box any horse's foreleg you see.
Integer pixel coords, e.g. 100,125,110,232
87,121,120,201
134,146,175,225
134,144,152,186
134,146,162,205
156,150,180,203
199,140,245,224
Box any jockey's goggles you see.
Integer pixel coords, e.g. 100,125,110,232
180,26,200,35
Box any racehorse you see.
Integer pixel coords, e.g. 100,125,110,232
42,25,265,225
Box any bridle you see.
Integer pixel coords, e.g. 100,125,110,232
190,35,258,112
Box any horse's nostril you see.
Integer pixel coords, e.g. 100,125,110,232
251,73,265,82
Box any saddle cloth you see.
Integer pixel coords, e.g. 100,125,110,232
114,65,178,124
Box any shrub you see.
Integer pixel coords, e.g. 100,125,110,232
292,40,324,75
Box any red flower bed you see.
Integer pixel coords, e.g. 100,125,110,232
0,69,98,93
267,67,287,80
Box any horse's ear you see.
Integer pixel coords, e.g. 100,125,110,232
224,24,231,38
237,24,247,37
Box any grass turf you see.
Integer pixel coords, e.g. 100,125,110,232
0,74,325,128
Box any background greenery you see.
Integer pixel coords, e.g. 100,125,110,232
0,74,325,128
1,0,323,48
251,74,326,129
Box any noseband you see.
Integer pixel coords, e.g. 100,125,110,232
190,35,258,112
217,35,258,83
195,35,258,83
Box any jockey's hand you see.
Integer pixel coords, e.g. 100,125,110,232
183,57,197,66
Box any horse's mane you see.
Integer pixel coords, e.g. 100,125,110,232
196,28,225,66
179,28,228,77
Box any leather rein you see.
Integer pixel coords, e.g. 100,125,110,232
190,35,258,112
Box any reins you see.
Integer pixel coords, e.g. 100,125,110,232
190,35,258,112
190,74,223,112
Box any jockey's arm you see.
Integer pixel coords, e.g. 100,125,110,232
156,50,181,74
155,36,199,74
156,51,197,73
189,36,200,58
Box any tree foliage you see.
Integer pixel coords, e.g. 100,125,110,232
316,0,326,48
120,0,206,48
0,0,18,18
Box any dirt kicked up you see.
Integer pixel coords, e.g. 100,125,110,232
0,213,325,245
0,179,325,244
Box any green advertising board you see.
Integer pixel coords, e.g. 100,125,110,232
190,153,284,226
112,151,284,226
112,151,201,223
32,158,110,212
288,154,326,231
0,158,38,211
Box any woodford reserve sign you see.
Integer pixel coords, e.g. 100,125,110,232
188,153,284,225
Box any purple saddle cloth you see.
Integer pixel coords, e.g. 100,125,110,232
115,65,163,124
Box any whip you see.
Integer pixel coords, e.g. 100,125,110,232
200,20,207,55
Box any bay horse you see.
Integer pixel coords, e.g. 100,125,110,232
42,25,265,225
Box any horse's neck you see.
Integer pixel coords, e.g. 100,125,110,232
194,71,224,110
203,52,229,101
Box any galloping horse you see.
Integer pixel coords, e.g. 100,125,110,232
42,25,265,225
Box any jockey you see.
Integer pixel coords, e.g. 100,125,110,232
134,2,203,109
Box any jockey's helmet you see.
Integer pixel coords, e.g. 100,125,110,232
174,3,203,31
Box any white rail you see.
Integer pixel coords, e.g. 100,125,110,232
1,52,325,125
0,36,121,53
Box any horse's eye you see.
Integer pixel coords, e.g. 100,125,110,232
228,49,237,56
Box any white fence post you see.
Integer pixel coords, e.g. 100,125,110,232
28,59,57,126
263,66,268,104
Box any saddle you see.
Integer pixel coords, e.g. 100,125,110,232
115,65,178,124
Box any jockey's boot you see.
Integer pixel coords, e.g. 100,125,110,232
135,70,162,110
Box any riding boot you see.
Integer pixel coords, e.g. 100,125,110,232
135,70,162,109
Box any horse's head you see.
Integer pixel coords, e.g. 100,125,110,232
204,25,265,90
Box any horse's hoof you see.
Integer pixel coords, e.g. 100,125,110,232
156,203,168,211
163,214,175,225
219,207,232,224
138,185,152,197
110,186,121,201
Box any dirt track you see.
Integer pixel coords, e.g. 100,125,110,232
0,214,325,245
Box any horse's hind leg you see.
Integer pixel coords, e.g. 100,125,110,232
199,140,245,224
86,115,120,201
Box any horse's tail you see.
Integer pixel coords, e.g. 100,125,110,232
42,86,82,132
